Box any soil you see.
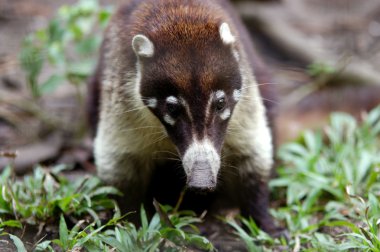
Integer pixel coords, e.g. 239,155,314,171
0,0,380,251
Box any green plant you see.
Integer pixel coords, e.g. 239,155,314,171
99,206,213,251
0,164,213,251
0,165,119,226
307,62,336,78
226,217,277,252
272,105,380,207
337,193,380,251
230,105,380,250
19,0,112,99
5,204,213,252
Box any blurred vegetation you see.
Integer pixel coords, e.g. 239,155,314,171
19,0,112,99
228,105,380,251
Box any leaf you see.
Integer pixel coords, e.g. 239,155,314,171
302,188,322,211
98,235,123,249
140,206,148,231
360,227,373,244
187,234,213,250
40,75,65,94
161,228,186,241
280,143,308,158
356,151,372,185
227,220,262,252
269,177,292,188
9,234,27,252
88,186,121,198
304,130,321,153
75,37,101,55
58,195,76,212
98,9,112,26
0,166,12,182
0,220,22,229
34,240,52,252
324,220,361,234
59,215,69,250
67,60,95,77
366,105,380,126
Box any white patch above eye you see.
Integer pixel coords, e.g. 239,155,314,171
219,23,236,45
163,114,176,126
220,108,231,120
233,89,241,102
180,97,194,123
147,98,157,108
132,34,154,57
232,49,240,61
215,90,225,99
166,96,178,104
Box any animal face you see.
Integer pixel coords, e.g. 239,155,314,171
133,23,242,190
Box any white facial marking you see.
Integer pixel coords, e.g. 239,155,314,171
132,34,154,57
182,139,220,177
215,90,225,99
166,96,178,104
147,98,157,108
219,23,236,45
232,49,240,61
163,114,176,126
220,108,231,120
205,93,214,122
233,89,241,102
180,97,194,123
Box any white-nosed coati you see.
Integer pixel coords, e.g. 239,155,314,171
88,0,280,234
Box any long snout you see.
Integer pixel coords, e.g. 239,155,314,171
182,140,221,190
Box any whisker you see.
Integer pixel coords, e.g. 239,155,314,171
115,106,146,115
142,135,167,149
239,96,279,105
261,98,279,105
240,82,280,90
153,150,180,157
120,126,163,132
153,157,182,162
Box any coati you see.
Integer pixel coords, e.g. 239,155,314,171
89,0,279,234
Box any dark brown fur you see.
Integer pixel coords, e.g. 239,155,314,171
88,0,279,235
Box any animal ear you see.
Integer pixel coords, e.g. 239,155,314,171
132,34,155,57
219,22,236,45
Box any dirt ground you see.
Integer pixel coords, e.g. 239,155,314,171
0,0,380,250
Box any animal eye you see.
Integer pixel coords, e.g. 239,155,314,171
167,103,181,117
216,98,226,111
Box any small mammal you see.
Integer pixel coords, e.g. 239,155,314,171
89,0,279,234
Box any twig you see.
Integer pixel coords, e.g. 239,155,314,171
173,189,186,213
153,198,175,228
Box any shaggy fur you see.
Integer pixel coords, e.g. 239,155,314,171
89,0,279,234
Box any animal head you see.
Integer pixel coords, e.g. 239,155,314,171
133,21,242,190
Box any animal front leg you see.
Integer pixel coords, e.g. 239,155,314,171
239,173,277,233
237,158,281,236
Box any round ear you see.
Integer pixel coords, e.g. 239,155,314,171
219,22,236,45
132,34,155,57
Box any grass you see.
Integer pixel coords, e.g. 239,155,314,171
227,105,380,251
3,0,380,250
0,165,119,227
0,165,213,251
1,106,379,251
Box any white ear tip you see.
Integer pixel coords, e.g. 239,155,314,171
219,22,236,45
132,34,154,57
